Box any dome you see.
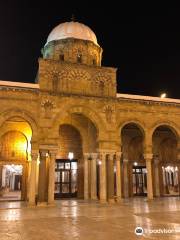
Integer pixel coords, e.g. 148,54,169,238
46,21,98,46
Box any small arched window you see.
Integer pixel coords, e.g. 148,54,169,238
59,54,64,61
77,53,82,63
99,81,104,95
92,59,96,65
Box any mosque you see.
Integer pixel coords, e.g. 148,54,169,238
0,20,179,205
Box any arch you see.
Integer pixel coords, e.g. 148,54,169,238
118,119,146,138
52,105,106,138
0,108,39,141
59,124,83,159
0,130,28,161
150,121,180,140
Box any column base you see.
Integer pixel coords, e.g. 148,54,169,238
147,196,154,201
47,202,56,207
115,196,123,203
99,199,107,204
27,202,36,207
91,196,98,200
37,202,48,207
108,198,115,204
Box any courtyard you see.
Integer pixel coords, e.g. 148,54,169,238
0,197,180,239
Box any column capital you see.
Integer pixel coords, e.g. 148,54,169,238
116,152,122,159
123,158,129,163
49,149,58,159
39,149,49,158
144,153,153,160
91,153,98,159
31,150,39,161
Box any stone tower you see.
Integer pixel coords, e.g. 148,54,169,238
38,21,117,97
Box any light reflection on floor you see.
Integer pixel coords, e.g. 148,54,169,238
0,197,180,239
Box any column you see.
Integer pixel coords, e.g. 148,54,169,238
0,165,3,187
38,149,48,204
107,154,115,203
123,159,129,198
28,150,38,205
90,153,97,200
99,152,107,202
154,159,160,197
128,162,133,197
158,163,164,196
145,154,153,200
84,153,89,200
116,152,122,201
48,150,57,205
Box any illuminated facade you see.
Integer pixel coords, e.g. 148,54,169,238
0,21,179,205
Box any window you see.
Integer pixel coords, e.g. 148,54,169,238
59,54,64,61
92,59,96,65
77,53,82,63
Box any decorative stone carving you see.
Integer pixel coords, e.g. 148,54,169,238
103,105,114,123
41,100,54,118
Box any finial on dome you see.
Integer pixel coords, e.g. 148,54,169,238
71,14,75,22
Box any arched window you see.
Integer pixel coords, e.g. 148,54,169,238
99,81,104,95
77,53,82,63
59,54,64,61
92,59,96,65
52,74,59,92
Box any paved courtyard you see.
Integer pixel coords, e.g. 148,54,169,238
0,197,180,240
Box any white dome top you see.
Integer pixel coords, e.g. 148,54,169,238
46,21,98,46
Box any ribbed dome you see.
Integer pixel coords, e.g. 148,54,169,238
46,21,98,46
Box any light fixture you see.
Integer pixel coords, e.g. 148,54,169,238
68,152,74,160
160,93,167,98
98,160,102,165
134,162,138,166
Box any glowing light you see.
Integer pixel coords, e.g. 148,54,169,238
160,93,167,98
134,162,138,166
68,152,74,160
98,160,102,165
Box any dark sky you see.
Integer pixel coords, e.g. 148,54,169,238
0,1,180,98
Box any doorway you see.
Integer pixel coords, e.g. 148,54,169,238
0,164,22,201
133,166,147,196
54,159,78,198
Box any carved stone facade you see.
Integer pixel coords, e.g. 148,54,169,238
0,20,179,205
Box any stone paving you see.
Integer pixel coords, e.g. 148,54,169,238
0,197,180,239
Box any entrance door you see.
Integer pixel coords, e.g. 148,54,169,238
133,166,147,196
54,159,78,198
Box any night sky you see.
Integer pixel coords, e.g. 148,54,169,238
0,1,180,98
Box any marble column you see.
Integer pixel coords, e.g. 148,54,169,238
145,154,153,199
38,150,48,204
158,163,164,196
154,159,160,197
0,165,3,187
123,159,129,198
90,153,97,200
107,154,115,203
28,151,38,205
116,152,122,201
48,150,57,205
99,152,107,202
84,153,89,200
